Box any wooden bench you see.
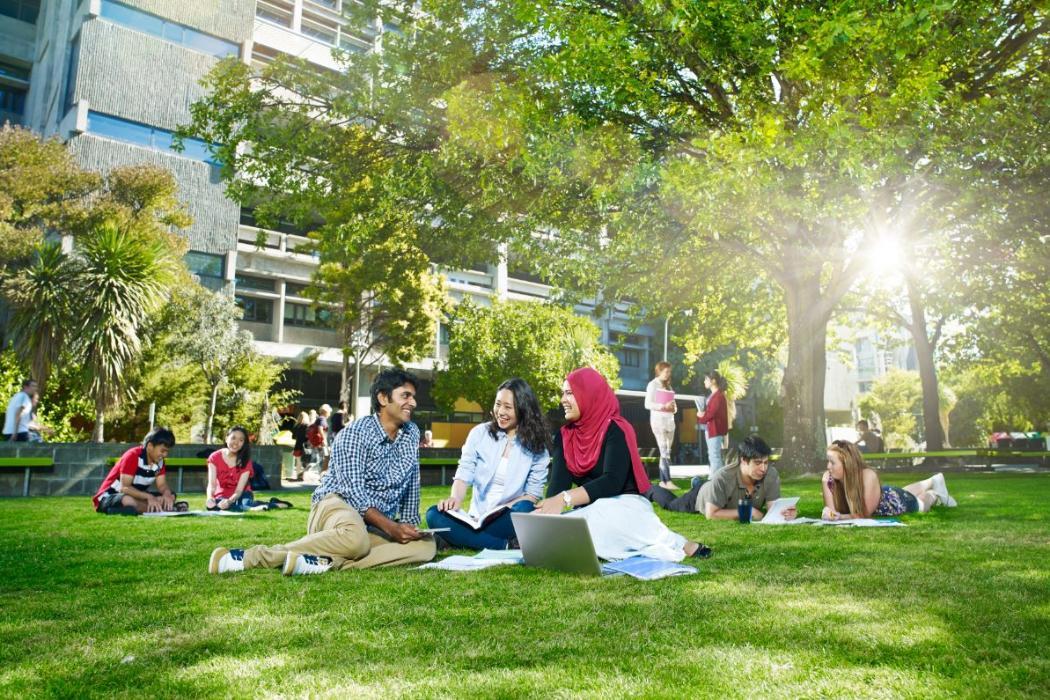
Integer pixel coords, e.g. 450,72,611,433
860,449,1050,469
0,457,55,497
106,456,208,493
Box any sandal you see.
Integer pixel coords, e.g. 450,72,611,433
268,497,293,510
691,543,713,559
174,501,190,513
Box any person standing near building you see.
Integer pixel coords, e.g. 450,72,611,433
330,400,350,437
645,361,678,489
696,370,729,475
3,379,38,442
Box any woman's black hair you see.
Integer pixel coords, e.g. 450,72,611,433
226,425,252,469
142,427,176,450
705,369,727,392
487,377,550,456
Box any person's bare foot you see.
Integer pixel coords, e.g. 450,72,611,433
659,480,679,490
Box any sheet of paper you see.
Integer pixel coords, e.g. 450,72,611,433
756,497,800,524
142,510,244,517
602,556,697,580
417,556,520,571
816,518,904,527
474,548,525,562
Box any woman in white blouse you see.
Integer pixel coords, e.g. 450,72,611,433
425,378,551,550
645,361,678,489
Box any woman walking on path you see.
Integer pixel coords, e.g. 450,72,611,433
645,361,678,489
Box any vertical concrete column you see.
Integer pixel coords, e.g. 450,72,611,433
292,0,304,32
493,242,509,300
275,279,286,343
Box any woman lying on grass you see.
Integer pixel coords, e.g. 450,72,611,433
533,367,712,561
822,440,957,520
425,378,550,550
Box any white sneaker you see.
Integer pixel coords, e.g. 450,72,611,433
209,547,245,574
931,473,957,507
283,552,333,576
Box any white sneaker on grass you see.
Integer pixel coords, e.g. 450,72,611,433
283,552,333,576
931,473,957,507
209,547,245,574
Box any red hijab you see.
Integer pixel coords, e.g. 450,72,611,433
560,367,651,493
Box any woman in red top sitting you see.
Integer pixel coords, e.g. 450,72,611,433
696,370,729,474
206,426,261,511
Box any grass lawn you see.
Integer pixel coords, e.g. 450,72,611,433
1,472,1048,699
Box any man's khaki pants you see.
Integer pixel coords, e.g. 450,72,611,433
243,494,435,570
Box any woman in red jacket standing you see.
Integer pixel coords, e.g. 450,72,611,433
696,370,729,474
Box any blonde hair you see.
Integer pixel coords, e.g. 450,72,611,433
654,361,672,389
827,440,868,515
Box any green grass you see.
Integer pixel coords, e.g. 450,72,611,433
1,473,1048,698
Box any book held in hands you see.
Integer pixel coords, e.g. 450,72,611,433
441,505,510,531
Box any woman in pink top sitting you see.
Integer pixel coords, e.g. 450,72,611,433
206,426,259,511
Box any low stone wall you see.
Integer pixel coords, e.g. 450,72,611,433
0,442,286,498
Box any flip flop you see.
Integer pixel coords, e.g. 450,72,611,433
174,501,190,512
268,497,293,510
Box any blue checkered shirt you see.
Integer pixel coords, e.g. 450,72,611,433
311,414,422,525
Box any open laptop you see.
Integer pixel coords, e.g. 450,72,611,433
511,512,615,576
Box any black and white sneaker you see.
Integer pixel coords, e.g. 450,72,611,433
282,552,333,576
209,547,246,574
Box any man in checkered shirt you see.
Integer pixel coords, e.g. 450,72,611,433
209,368,436,575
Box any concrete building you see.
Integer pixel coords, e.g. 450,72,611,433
1,0,661,431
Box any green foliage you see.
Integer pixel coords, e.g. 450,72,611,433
433,299,620,411
859,370,923,448
0,349,91,442
0,125,99,267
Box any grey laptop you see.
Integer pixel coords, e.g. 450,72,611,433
511,512,615,576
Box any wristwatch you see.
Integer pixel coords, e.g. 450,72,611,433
561,491,573,510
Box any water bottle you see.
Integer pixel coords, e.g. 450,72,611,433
737,495,752,524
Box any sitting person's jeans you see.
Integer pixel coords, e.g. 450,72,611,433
425,499,536,550
209,493,259,512
646,482,705,513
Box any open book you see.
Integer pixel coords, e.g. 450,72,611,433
441,505,510,531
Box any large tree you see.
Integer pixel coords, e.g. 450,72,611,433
355,0,1047,469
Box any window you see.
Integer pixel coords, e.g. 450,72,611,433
284,302,332,328
64,37,80,112
99,0,239,58
236,295,274,323
235,274,276,292
87,111,220,166
0,0,40,23
618,349,641,367
185,251,225,291
285,282,311,298
301,12,338,45
256,0,293,28
0,85,26,124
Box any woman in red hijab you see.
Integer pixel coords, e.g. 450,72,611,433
534,368,712,560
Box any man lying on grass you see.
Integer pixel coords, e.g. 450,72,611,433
645,435,797,522
210,368,436,576
92,427,187,515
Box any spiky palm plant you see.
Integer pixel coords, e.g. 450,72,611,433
75,223,177,442
2,242,80,391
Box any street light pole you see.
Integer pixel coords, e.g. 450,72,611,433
663,309,693,361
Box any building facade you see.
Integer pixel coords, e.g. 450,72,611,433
2,0,660,427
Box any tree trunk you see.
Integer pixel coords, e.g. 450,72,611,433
352,350,364,419
92,406,105,443
206,382,220,444
779,274,832,472
905,275,945,452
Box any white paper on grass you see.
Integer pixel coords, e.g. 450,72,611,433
417,555,521,571
142,510,244,517
757,497,800,524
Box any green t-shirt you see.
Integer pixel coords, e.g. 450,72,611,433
695,463,781,514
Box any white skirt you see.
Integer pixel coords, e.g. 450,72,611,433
564,494,687,562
